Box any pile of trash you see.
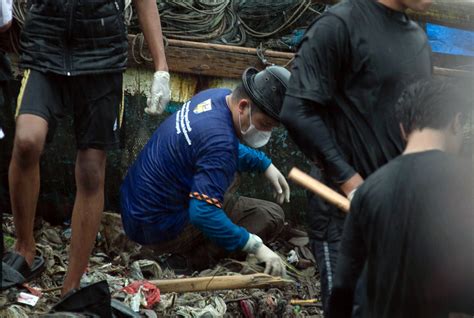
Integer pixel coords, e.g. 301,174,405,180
1,212,322,317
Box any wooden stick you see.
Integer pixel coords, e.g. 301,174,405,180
290,298,319,305
150,273,293,293
288,167,350,213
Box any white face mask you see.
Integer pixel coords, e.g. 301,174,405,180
239,107,272,148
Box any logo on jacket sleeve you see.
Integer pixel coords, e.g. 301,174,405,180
193,99,212,114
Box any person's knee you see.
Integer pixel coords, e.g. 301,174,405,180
75,151,106,193
13,131,44,164
265,202,285,231
256,202,285,239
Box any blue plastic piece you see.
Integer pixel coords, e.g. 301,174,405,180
427,23,474,57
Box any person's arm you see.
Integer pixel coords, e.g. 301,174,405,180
190,138,285,276
133,0,170,115
327,191,367,318
237,143,272,173
237,143,290,204
280,16,363,194
133,0,167,72
188,199,284,276
189,198,249,250
282,97,363,195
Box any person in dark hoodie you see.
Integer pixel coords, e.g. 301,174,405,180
329,78,473,318
280,0,433,312
5,0,169,296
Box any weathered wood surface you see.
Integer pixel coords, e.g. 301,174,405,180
312,0,474,30
128,36,292,78
150,274,294,293
128,35,474,79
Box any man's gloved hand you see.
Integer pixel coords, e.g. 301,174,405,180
242,234,286,277
264,164,290,205
145,71,171,115
254,244,286,276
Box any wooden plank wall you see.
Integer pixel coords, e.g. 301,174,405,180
128,35,474,79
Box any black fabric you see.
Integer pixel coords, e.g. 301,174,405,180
306,163,346,239
1,262,26,290
20,0,128,76
0,52,12,81
307,164,346,314
17,69,123,150
282,0,432,183
0,52,11,138
52,281,112,318
329,151,474,318
0,52,11,286
310,237,340,314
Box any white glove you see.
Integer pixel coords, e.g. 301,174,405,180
145,71,171,115
0,0,12,29
243,234,286,276
264,164,290,204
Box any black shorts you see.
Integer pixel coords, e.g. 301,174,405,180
16,69,124,150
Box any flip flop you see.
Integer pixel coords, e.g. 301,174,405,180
1,261,26,290
2,251,45,283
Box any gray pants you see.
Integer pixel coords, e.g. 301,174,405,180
149,194,285,269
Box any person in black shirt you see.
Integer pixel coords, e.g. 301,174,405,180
329,78,474,318
280,0,432,311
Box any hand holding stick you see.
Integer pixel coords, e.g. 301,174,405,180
288,167,350,213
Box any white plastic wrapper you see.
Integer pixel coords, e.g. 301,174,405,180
17,292,40,307
286,249,299,265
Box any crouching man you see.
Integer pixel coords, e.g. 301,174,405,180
120,66,292,275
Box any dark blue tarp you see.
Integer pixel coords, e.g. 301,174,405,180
427,23,474,57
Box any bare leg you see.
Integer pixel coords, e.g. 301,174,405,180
62,149,106,295
9,114,48,266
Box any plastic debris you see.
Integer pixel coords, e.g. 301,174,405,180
122,281,161,311
175,296,227,318
17,292,40,307
287,250,299,265
1,304,30,318
1,214,322,317
130,259,162,281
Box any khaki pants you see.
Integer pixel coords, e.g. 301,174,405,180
148,194,285,269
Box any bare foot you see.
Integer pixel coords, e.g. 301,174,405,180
14,243,36,267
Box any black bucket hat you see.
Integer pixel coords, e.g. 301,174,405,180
242,66,291,121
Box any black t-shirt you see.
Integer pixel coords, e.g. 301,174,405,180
330,150,474,318
286,0,432,181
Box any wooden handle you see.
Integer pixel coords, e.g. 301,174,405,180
288,167,350,213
